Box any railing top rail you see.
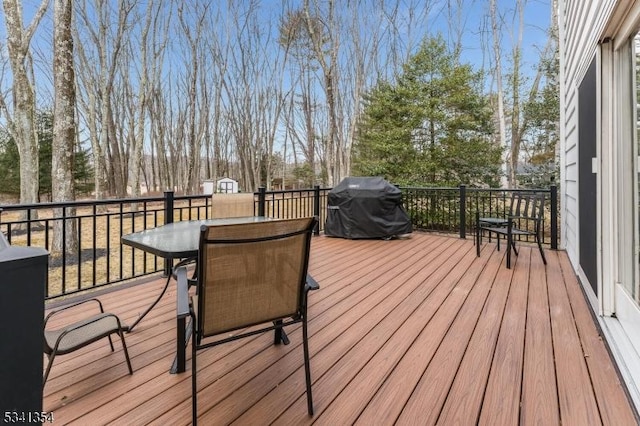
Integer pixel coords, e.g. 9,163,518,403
0,193,210,212
401,187,461,191
465,187,552,194
253,187,331,196
402,186,552,194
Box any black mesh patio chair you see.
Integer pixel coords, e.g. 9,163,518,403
476,192,547,269
176,216,319,425
43,298,133,386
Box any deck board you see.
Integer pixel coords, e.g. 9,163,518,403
477,244,530,426
558,252,638,426
547,250,602,426
520,251,559,425
351,242,499,426
303,240,476,425
42,232,639,425
407,247,512,425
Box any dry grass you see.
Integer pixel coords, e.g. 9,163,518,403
2,202,208,299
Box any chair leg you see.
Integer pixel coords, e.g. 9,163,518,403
107,335,115,352
118,330,133,375
302,316,314,416
191,316,198,426
43,353,55,387
274,320,290,345
537,235,547,265
475,212,481,257
506,222,512,269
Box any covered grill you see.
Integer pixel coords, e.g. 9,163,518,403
325,177,412,239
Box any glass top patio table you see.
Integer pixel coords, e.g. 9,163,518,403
121,216,273,259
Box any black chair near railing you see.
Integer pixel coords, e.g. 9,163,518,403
475,192,548,269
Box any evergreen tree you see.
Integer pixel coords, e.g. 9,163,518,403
352,36,502,187
0,131,21,195
0,110,93,199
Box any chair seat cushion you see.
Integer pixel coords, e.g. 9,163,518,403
44,312,123,355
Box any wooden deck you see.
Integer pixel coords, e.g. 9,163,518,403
43,232,639,425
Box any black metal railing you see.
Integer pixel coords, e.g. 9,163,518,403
255,186,330,235
0,185,557,300
0,192,210,299
402,185,558,249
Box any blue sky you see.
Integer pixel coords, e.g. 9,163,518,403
12,1,551,69
5,0,552,111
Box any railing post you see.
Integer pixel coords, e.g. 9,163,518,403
313,185,321,235
163,190,174,276
459,185,466,239
164,190,175,225
550,185,558,250
26,208,32,246
258,187,266,217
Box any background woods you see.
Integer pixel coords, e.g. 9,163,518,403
0,0,557,200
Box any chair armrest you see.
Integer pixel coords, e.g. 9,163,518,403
305,274,320,291
44,298,105,328
479,217,509,224
509,215,538,221
176,266,191,319
171,256,197,280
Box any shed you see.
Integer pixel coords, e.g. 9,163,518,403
216,178,239,194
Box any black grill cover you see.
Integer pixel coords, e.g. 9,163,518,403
325,177,412,239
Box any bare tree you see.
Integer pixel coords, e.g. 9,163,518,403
203,10,231,189
126,0,168,200
302,0,341,185
340,1,388,182
51,0,77,252
177,2,209,193
75,0,135,198
0,0,50,207
508,0,525,187
279,7,319,183
489,0,508,187
215,1,289,192
488,0,552,188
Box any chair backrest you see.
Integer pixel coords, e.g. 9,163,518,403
509,192,545,230
196,217,316,339
210,193,255,218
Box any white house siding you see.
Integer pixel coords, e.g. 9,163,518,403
560,0,640,409
559,0,616,285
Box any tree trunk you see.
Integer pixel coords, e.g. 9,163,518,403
490,0,508,188
52,0,78,254
508,0,525,188
2,0,49,212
